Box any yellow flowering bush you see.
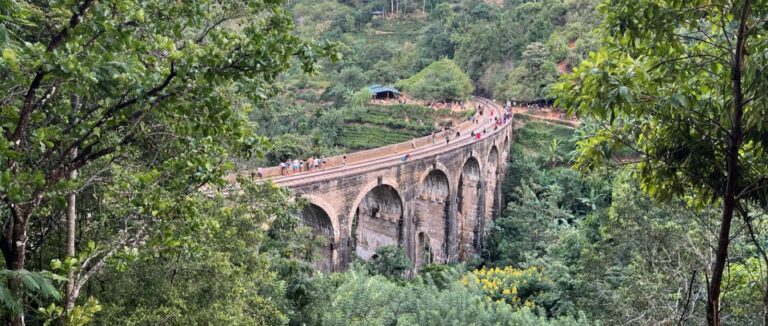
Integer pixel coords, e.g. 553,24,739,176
462,266,553,309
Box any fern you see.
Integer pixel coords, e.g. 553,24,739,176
0,269,66,316
0,284,21,315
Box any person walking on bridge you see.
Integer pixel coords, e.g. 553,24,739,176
307,157,315,172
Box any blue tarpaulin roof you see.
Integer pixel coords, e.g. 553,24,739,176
368,85,400,95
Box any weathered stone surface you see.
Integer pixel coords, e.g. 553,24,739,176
287,117,513,272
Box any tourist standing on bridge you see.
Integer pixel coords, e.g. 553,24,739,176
292,159,300,173
342,155,347,166
411,137,416,149
256,167,264,179
279,162,286,175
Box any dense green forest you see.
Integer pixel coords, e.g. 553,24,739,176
245,0,600,167
2,0,767,325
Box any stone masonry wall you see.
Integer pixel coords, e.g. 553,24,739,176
289,120,513,272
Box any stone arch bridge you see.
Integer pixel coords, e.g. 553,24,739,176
254,98,513,272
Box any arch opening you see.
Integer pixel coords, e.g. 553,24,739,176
457,157,483,261
415,169,450,267
350,185,404,261
299,204,335,272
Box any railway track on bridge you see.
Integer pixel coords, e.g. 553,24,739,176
245,97,510,188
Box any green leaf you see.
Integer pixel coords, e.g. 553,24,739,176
619,86,629,97
2,47,17,68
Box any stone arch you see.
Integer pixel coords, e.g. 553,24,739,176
349,184,404,261
300,194,340,243
457,156,484,260
485,146,500,221
414,168,450,266
416,161,451,186
299,203,335,272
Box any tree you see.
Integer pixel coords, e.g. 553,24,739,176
322,66,368,105
495,42,559,102
397,59,474,101
94,181,321,325
365,245,412,280
554,1,768,324
0,1,332,324
487,181,573,267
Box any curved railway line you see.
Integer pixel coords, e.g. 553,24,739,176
243,97,510,187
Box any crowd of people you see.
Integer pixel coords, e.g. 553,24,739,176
277,156,328,176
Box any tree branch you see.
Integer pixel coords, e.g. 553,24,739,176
8,0,95,144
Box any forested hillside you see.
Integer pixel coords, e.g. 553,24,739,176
2,0,766,325
246,0,600,168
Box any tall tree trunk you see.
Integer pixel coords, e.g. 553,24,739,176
65,95,79,313
2,205,29,326
707,1,750,325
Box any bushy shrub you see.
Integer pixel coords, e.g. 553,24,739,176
463,266,554,310
397,59,474,101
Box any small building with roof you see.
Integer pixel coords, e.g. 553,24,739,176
368,85,401,100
